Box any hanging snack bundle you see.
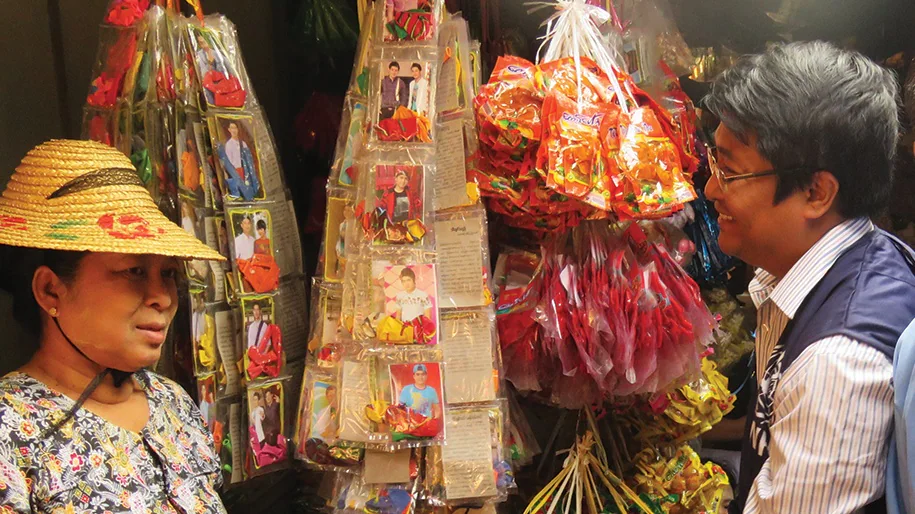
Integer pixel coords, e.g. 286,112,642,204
471,1,699,231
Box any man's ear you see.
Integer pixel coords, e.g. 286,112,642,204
31,266,64,316
804,170,841,220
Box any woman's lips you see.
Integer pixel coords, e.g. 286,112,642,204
136,323,167,345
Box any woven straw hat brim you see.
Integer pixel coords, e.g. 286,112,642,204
0,140,224,261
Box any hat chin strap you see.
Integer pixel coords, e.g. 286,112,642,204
52,317,134,387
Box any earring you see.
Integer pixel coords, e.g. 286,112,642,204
48,307,58,317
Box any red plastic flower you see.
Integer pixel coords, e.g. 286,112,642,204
105,0,149,27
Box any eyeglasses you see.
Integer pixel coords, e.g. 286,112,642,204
708,148,813,193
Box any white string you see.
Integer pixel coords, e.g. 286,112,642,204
527,0,630,114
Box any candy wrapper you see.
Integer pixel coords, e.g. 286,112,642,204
622,358,736,448
618,445,730,514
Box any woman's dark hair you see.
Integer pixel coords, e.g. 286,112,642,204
0,246,87,337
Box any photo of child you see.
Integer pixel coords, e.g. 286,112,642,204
384,362,444,441
371,165,425,245
380,264,438,345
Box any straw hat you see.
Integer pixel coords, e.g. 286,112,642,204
0,139,224,261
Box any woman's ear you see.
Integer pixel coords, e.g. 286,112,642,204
31,266,64,316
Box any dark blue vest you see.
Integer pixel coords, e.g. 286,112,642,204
734,230,915,513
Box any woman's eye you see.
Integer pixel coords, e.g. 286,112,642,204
124,267,146,278
163,268,180,280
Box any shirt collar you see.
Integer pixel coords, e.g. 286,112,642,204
749,217,875,318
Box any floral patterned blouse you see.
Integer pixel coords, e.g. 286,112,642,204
0,370,226,513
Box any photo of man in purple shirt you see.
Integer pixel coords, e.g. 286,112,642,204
380,61,408,120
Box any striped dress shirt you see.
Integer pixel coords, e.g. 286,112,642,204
744,217,894,514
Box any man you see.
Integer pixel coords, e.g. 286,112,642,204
398,364,440,419
380,169,415,224
263,388,282,447
250,391,266,445
234,215,255,261
380,61,408,120
703,41,915,513
394,267,432,323
408,63,429,116
246,302,283,379
247,303,267,350
217,121,260,201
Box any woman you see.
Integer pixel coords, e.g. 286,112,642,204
0,140,227,513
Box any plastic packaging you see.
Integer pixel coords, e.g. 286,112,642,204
368,348,446,450
294,368,363,471
438,402,513,503
356,152,435,249
368,45,440,146
377,0,443,44
239,295,284,382
246,379,291,473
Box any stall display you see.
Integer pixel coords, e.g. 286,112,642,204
296,2,512,511
81,0,307,485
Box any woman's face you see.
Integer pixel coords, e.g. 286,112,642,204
51,253,181,371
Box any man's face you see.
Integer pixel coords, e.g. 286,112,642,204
266,391,275,405
241,217,253,235
326,388,337,406
389,65,399,79
253,304,262,321
228,123,239,139
704,125,808,267
412,66,421,80
395,173,408,190
195,295,205,312
413,370,427,387
401,275,416,293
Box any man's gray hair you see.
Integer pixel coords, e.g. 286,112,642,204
704,41,900,218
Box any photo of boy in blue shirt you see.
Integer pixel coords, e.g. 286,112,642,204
397,363,441,419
